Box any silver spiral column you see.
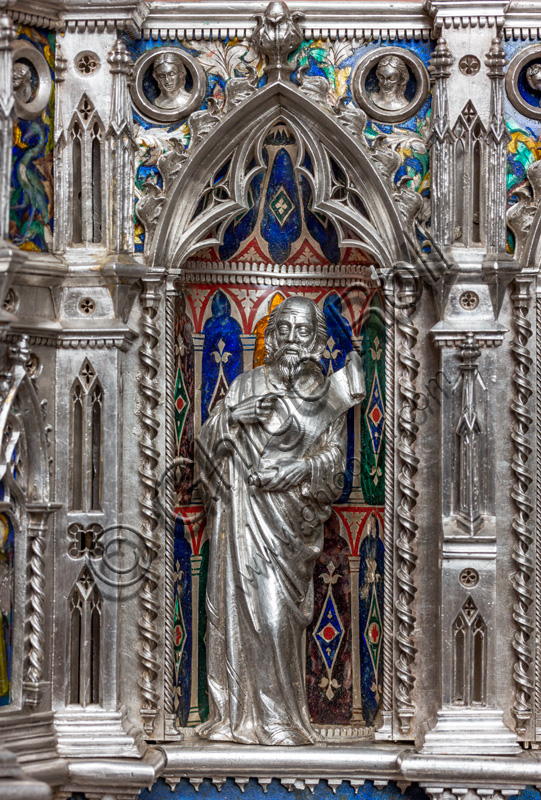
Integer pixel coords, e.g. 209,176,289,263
138,276,163,734
511,275,534,734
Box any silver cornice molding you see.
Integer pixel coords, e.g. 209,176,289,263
157,742,541,790
4,1,62,31
20,743,541,796
424,0,508,31
400,752,541,787
182,259,380,287
9,0,541,40
6,0,148,34
159,742,404,787
63,0,148,36
1,322,138,352
143,1,433,41
504,0,541,39
66,749,165,794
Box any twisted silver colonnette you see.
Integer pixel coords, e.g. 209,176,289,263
535,297,541,714
27,530,46,694
382,307,395,721
163,287,176,722
394,289,419,734
511,277,534,734
138,278,163,734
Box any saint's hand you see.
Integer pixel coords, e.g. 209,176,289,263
230,393,281,425
256,459,310,491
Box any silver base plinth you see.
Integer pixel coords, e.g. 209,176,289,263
420,709,520,755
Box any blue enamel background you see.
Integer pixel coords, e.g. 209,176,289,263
67,781,541,800
140,779,429,800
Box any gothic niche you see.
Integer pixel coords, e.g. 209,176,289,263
68,566,102,707
169,120,388,735
68,97,104,246
453,102,485,246
0,346,51,712
0,395,28,709
453,596,487,707
70,359,103,513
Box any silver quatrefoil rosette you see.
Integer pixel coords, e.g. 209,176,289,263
351,46,429,124
11,39,53,121
130,46,206,125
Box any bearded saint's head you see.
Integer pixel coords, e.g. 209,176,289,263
264,296,328,383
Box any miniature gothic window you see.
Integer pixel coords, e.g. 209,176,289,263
90,383,102,512
71,122,83,245
453,597,486,706
453,102,485,246
91,122,102,244
70,361,103,512
68,97,105,247
69,567,101,707
71,381,84,511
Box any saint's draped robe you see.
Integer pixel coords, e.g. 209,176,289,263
196,361,347,745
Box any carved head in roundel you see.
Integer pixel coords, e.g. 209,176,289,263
371,55,409,111
526,62,541,94
13,60,33,104
152,52,191,110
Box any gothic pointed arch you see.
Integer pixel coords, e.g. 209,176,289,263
150,82,418,271
0,338,55,710
68,566,102,707
0,351,50,509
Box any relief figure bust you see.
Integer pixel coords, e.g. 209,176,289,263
152,52,191,110
13,61,33,104
526,62,541,95
371,54,409,111
196,296,365,746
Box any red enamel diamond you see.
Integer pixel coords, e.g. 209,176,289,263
174,624,184,646
322,624,338,642
368,622,380,644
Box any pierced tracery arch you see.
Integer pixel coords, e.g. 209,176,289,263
148,82,418,272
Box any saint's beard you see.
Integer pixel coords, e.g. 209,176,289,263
274,344,312,384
